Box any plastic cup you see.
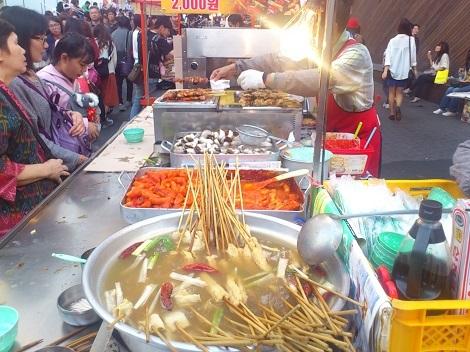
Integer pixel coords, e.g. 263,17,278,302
427,187,456,208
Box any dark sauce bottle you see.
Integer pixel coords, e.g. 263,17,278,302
392,200,451,300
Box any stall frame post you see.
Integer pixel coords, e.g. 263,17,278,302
310,0,336,215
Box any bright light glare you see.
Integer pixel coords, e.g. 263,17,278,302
279,24,317,62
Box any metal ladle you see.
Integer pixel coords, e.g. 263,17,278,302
297,208,452,266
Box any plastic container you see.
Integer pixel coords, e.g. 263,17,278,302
383,180,470,351
0,306,18,352
327,139,374,176
123,128,144,143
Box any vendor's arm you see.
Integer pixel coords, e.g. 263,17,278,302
264,69,319,97
450,139,470,196
235,53,307,76
210,54,308,81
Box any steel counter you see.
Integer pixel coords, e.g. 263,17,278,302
0,112,142,350
0,170,128,350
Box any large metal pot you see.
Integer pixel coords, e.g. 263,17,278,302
82,212,350,352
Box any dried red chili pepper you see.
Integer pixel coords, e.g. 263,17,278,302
301,280,313,297
160,282,173,311
119,241,143,260
182,263,218,273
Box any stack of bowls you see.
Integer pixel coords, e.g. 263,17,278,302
370,232,405,271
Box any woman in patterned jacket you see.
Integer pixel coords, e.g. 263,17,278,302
0,19,69,237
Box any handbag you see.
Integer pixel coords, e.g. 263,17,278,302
408,36,416,82
20,77,91,157
435,69,449,84
127,63,142,83
117,31,133,77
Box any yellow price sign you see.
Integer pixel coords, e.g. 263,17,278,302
161,0,236,14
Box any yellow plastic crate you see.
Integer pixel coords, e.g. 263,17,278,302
382,180,470,351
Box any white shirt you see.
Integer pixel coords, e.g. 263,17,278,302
132,28,140,64
432,53,450,72
384,34,417,80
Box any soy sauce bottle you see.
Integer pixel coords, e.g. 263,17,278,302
392,200,451,300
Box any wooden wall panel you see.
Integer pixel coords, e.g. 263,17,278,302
352,0,470,72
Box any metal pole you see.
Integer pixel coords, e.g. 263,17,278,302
140,0,150,107
309,0,336,215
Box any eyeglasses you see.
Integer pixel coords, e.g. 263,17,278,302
31,35,47,44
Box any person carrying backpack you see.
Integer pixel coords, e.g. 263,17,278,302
111,15,133,111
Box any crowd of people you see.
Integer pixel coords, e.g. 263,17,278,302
0,3,179,236
382,17,470,122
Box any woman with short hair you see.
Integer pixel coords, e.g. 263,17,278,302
1,6,89,171
382,18,417,121
0,18,69,236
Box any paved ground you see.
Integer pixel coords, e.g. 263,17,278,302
376,84,470,179
95,83,470,180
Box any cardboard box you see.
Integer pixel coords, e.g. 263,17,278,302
450,199,470,299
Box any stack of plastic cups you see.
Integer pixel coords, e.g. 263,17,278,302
370,232,405,271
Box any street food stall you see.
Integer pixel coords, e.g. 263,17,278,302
2,1,470,352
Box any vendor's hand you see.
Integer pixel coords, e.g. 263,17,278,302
88,122,100,141
381,70,388,80
210,63,236,81
427,50,432,60
69,111,86,137
44,159,69,183
237,70,266,90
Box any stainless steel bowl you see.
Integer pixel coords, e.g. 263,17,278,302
57,284,101,326
82,212,350,352
35,347,75,352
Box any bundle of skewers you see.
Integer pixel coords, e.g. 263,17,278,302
173,154,360,351
106,153,362,351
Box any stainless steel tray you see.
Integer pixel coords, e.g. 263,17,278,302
220,90,304,111
119,167,306,224
162,131,281,168
153,90,218,109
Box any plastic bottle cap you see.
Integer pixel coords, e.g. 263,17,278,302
419,199,443,221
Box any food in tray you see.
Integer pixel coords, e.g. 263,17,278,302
173,129,275,155
124,169,303,211
174,76,209,84
106,157,352,349
124,170,193,209
238,89,302,108
161,88,210,102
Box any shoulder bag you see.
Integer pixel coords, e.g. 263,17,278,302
408,36,416,83
117,30,133,78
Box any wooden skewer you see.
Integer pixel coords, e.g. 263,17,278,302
16,339,44,352
296,272,364,308
66,332,97,348
109,312,125,329
155,329,178,352
46,326,88,346
176,324,209,352
263,305,301,337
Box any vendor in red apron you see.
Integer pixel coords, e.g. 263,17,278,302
210,2,381,177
